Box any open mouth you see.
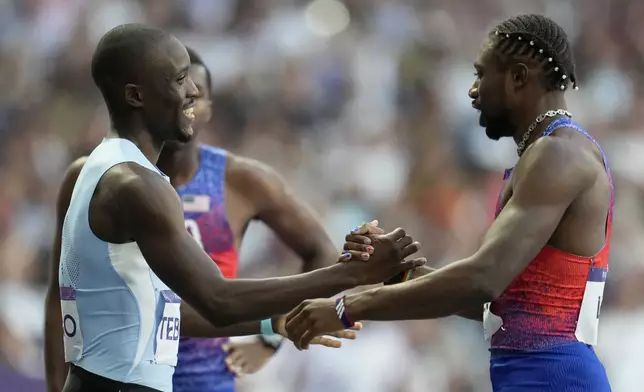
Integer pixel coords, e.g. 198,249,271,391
183,107,195,120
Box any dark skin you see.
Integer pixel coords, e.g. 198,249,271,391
44,157,362,391
44,35,424,391
158,64,333,273
45,157,86,391
284,38,611,349
45,63,356,386
158,63,342,376
387,267,483,321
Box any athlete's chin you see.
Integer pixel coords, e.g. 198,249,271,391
485,127,504,141
483,120,513,141
175,126,194,143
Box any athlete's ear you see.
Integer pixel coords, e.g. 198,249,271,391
510,63,529,88
124,84,144,108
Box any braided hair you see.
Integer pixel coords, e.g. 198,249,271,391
489,14,577,92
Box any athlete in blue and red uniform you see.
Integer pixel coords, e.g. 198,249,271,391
155,48,342,392
286,14,613,391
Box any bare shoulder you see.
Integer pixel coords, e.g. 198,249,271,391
57,156,89,211
68,156,88,177
225,153,284,194
100,162,179,213
514,132,597,195
61,156,88,189
96,162,183,239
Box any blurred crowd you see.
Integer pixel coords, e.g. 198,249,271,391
2,0,644,391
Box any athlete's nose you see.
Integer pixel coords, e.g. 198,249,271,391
469,86,479,100
186,76,198,100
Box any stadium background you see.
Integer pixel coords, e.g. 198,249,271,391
1,0,644,391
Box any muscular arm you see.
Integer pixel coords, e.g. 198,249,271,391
116,164,383,328
44,157,87,392
390,267,483,321
231,156,337,272
180,304,263,337
344,138,595,321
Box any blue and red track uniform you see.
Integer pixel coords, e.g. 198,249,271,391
486,118,613,391
172,145,239,392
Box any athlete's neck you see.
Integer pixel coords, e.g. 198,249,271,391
157,141,200,188
512,92,568,153
107,117,164,164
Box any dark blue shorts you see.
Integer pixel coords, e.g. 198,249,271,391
490,342,611,391
173,369,235,392
173,381,234,392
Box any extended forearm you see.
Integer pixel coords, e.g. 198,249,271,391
214,263,359,326
456,306,483,321
181,304,268,337
392,266,482,321
345,259,489,321
44,290,68,392
300,252,334,273
299,241,338,273
148,232,359,328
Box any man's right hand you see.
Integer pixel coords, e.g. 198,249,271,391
341,225,426,285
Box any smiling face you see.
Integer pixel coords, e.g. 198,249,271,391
161,61,212,151
130,36,198,143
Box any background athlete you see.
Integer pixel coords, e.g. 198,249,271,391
44,24,424,392
285,14,613,392
156,47,347,391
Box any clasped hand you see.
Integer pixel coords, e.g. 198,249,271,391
285,221,425,350
335,220,426,285
274,313,363,348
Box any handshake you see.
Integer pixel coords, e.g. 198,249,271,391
335,219,426,285
274,220,425,351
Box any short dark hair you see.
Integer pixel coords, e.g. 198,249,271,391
185,46,212,94
91,24,170,110
489,14,577,92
